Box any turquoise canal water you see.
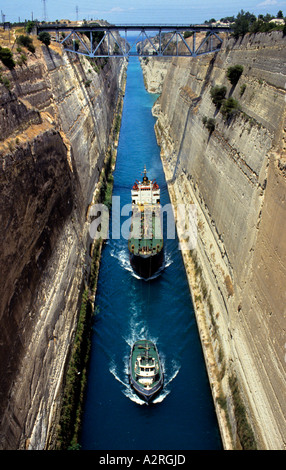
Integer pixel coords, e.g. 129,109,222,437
80,58,222,450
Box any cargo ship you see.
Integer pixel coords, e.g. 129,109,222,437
129,339,164,402
128,167,164,279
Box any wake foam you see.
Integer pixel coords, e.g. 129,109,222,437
110,245,173,281
109,358,146,405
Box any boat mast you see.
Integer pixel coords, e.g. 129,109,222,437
145,342,149,362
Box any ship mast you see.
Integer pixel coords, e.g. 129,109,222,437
142,165,148,185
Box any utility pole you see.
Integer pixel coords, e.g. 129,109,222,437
76,5,79,22
42,0,48,22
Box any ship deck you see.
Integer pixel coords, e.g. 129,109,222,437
128,205,163,255
131,341,160,365
130,341,162,387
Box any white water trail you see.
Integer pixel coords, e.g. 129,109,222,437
110,245,173,281
123,387,146,405
165,360,181,386
109,360,128,388
152,389,170,403
109,358,147,405
112,247,141,279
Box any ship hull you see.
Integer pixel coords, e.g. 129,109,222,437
129,375,163,402
129,249,164,279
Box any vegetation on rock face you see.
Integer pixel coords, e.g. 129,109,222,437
84,27,104,45
38,31,51,46
202,116,216,133
0,71,11,89
227,65,244,86
229,374,257,449
210,85,227,106
209,64,243,122
0,46,15,68
56,287,94,450
16,35,35,53
239,83,247,96
221,96,240,119
184,31,194,39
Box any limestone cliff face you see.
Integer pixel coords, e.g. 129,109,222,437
140,57,170,93
143,31,286,449
0,39,125,449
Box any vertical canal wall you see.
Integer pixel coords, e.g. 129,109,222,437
141,31,286,449
0,31,126,449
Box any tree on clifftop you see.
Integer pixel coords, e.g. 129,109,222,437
25,21,35,34
233,10,256,38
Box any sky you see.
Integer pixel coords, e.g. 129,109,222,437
1,0,286,24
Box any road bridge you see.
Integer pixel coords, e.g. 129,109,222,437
37,23,232,58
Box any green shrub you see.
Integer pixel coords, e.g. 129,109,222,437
17,53,27,66
114,114,122,134
25,20,35,34
250,18,284,33
205,117,216,133
229,374,257,449
16,35,35,53
250,19,268,33
240,83,247,96
217,392,227,411
221,97,240,119
0,73,11,89
0,46,15,68
227,64,244,85
184,31,194,38
210,85,227,106
38,31,51,46
202,116,216,133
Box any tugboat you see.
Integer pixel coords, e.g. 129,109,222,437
128,167,164,279
129,340,164,402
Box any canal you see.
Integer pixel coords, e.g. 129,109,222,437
80,57,222,450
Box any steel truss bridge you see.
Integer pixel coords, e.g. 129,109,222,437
37,23,232,58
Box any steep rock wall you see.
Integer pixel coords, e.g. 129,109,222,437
140,57,170,93
143,31,286,449
0,38,125,449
